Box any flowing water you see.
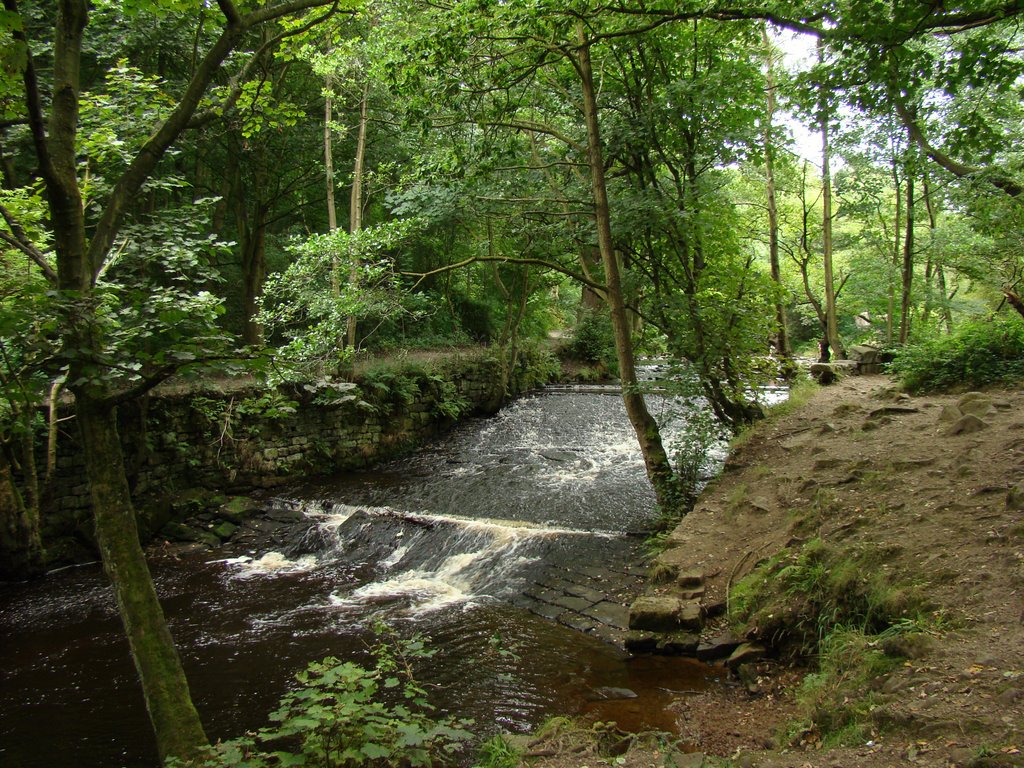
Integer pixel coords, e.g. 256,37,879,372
1,386,733,768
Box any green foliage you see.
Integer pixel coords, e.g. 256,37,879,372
79,61,175,187
508,343,561,391
236,392,300,421
356,363,427,412
431,377,470,420
168,624,473,768
888,317,1024,392
473,736,521,768
786,626,902,748
259,220,422,379
566,310,616,371
730,536,944,746
730,538,929,657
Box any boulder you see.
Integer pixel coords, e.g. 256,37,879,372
938,404,963,423
160,520,201,542
958,397,994,418
590,687,638,700
211,520,238,540
810,362,837,384
849,345,884,373
218,496,262,524
947,414,989,436
726,642,768,668
849,344,880,364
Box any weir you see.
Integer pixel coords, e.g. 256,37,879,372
0,384,721,768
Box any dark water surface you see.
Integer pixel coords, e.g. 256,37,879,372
1,389,720,768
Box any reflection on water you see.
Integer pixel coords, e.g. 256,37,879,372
0,388,727,768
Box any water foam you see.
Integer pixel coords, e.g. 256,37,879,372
226,552,319,578
315,508,617,614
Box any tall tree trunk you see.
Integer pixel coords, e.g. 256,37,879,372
76,395,208,761
797,162,829,346
576,22,676,507
937,265,953,333
17,0,336,760
899,168,915,344
819,86,844,360
761,26,789,359
921,172,938,328
579,246,605,311
44,375,65,492
325,76,338,246
240,215,267,347
346,81,369,349
888,157,902,345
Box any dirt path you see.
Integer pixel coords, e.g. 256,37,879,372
527,374,1024,768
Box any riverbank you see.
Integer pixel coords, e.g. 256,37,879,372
527,374,1023,768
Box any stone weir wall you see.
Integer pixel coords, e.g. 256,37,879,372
42,348,557,564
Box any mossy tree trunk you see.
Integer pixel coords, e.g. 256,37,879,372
76,396,208,760
10,0,336,760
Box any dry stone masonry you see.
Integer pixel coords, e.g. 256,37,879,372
40,349,556,565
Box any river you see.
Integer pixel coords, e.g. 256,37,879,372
1,385,728,767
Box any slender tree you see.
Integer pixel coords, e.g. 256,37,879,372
3,0,341,760
761,25,790,360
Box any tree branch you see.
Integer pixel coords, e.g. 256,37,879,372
403,255,605,294
893,99,1022,197
0,203,57,283
190,1,343,128
86,0,337,280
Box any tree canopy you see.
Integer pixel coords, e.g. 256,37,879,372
1,0,1023,759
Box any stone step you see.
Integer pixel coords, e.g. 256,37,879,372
628,596,702,632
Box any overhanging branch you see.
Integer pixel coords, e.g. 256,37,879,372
402,255,605,294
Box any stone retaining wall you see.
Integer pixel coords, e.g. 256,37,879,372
41,348,557,563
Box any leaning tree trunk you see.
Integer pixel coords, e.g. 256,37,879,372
75,393,208,761
576,22,677,507
38,2,210,759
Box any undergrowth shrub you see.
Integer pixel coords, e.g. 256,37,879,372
510,343,561,391
730,539,942,746
566,310,617,372
729,538,927,656
171,624,473,768
888,317,1024,392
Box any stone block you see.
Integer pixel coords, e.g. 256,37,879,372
211,520,238,540
726,642,768,668
656,632,700,655
582,601,629,629
624,631,660,653
695,630,742,661
628,596,702,632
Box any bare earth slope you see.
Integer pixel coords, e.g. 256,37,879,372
531,374,1024,768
